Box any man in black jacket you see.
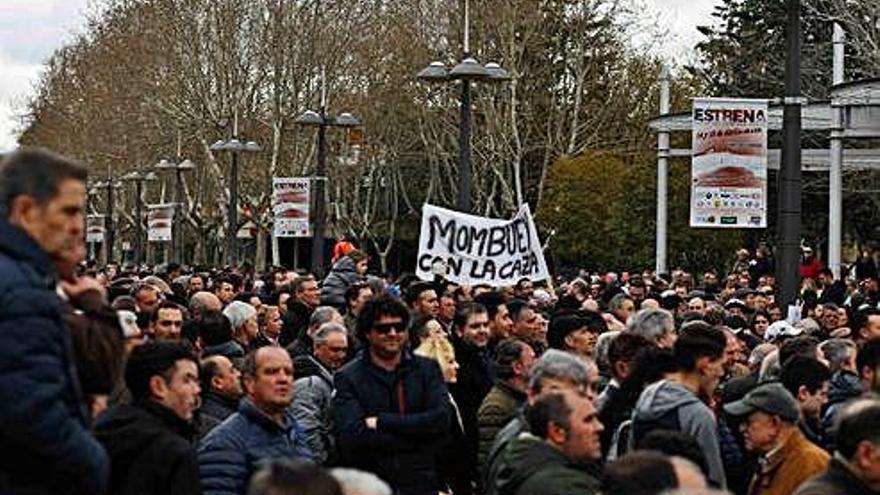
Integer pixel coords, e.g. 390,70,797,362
94,341,201,495
0,149,109,495
333,295,450,495
198,354,243,438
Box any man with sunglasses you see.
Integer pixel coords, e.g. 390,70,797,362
333,295,450,495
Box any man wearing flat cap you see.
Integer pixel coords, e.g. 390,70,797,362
725,382,829,495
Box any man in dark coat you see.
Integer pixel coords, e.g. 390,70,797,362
94,341,202,495
450,302,495,488
0,149,109,495
333,295,450,495
493,390,602,495
280,275,321,346
197,355,243,438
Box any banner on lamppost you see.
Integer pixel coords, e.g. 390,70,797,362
86,214,105,243
147,203,175,241
691,98,768,228
416,203,550,287
272,177,311,237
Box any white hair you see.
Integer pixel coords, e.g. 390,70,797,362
223,301,257,329
330,468,392,495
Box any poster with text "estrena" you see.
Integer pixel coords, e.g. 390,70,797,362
691,97,768,228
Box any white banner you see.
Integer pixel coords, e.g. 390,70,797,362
691,98,768,228
147,204,174,242
273,177,311,237
86,214,105,243
416,204,550,287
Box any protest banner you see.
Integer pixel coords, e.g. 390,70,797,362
273,177,311,237
416,203,550,287
147,204,174,242
86,214,105,243
691,98,768,228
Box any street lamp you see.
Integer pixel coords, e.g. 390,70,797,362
295,105,361,278
154,158,195,264
92,178,122,264
210,137,261,267
417,0,510,212
120,170,157,267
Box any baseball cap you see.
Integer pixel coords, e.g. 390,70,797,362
723,382,799,422
724,298,747,309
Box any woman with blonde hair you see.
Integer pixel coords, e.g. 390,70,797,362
414,335,470,495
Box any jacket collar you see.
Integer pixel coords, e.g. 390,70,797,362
239,398,293,432
496,380,528,403
0,215,57,283
136,399,195,440
758,427,809,473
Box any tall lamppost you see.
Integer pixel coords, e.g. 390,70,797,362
211,129,261,267
295,102,361,278
120,170,157,267
92,178,121,263
417,0,510,212
155,158,195,264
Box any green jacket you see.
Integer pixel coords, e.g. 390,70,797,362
477,381,527,471
494,433,600,495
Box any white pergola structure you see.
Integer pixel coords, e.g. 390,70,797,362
648,63,880,278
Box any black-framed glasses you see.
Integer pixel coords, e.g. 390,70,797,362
372,322,407,334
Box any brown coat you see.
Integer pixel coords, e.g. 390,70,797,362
749,428,830,495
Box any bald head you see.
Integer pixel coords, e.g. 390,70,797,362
190,291,222,317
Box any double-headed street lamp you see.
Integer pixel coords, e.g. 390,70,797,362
417,0,510,212
210,137,261,267
155,158,195,264
295,106,361,278
120,170,157,267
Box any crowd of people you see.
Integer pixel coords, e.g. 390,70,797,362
2,147,880,495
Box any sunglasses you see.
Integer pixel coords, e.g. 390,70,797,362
372,322,407,334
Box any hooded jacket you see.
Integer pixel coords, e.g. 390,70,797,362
821,371,863,449
631,379,726,488
321,256,364,309
94,400,200,495
494,433,600,495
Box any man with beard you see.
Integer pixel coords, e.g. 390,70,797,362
333,295,450,495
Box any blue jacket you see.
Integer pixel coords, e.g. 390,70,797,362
198,398,313,495
0,216,109,494
333,350,450,495
320,256,364,309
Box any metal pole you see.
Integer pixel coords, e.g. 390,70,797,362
174,167,183,264
228,152,239,267
135,180,143,267
656,64,671,274
311,110,328,277
777,0,803,308
458,79,473,212
106,183,115,264
828,23,845,278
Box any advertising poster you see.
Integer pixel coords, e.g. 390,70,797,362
86,214,105,243
147,204,174,242
273,177,311,237
691,98,768,228
416,203,550,287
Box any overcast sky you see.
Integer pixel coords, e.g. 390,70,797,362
0,0,722,152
